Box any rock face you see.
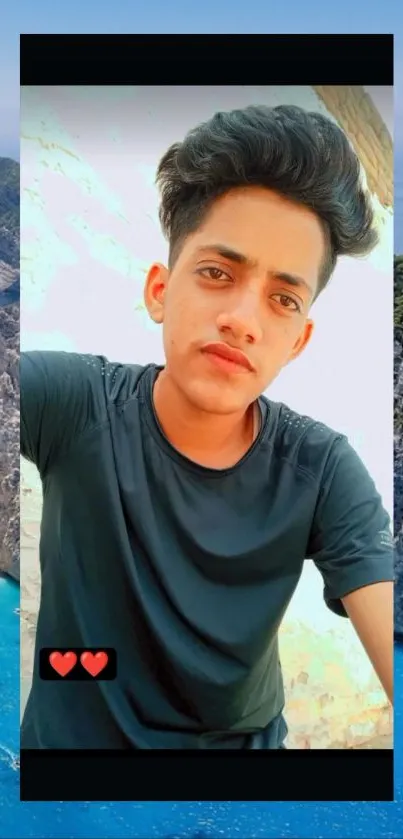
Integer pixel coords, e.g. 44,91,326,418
0,157,19,581
394,255,403,638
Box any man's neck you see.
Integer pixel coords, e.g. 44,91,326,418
152,369,258,469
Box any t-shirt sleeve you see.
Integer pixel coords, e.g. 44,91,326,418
307,435,394,617
20,351,108,477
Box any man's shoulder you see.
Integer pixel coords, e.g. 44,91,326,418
22,349,151,407
262,396,346,483
83,354,150,406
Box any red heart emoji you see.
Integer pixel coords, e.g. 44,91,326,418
80,651,109,677
49,651,77,677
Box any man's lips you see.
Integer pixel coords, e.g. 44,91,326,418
201,342,254,372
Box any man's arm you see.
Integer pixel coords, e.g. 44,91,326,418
21,351,108,476
342,580,393,704
307,435,394,702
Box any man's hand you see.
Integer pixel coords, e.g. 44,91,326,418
342,581,394,704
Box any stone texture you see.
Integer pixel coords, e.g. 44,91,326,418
313,85,392,208
279,620,391,749
0,320,19,583
0,157,20,582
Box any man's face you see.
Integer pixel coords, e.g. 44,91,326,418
145,186,325,414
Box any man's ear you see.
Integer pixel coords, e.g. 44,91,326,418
144,263,169,324
287,319,315,363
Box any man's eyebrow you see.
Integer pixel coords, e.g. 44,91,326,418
272,272,314,297
196,244,253,266
195,244,314,297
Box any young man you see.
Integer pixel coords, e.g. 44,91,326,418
21,104,393,749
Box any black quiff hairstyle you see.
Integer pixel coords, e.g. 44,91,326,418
156,104,378,296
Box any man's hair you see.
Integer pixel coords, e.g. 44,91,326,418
156,104,378,296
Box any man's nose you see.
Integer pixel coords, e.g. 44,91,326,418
216,291,263,344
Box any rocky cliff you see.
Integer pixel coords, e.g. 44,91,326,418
0,157,19,581
394,255,403,638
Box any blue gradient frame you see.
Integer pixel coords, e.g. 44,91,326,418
1,17,401,836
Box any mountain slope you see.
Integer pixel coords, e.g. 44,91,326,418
0,157,19,581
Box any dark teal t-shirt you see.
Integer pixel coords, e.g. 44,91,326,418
20,352,394,749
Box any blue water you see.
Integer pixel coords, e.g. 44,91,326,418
1,575,402,838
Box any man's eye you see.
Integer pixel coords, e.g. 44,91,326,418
271,294,301,313
198,267,232,282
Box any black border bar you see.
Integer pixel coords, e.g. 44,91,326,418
20,749,394,802
20,34,393,86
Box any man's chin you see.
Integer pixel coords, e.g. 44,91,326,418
183,378,251,416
